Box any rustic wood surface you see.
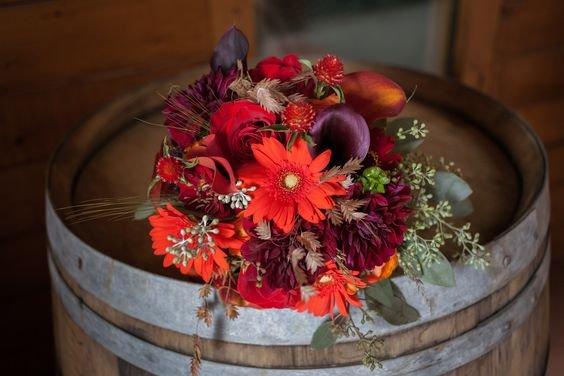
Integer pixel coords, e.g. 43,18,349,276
0,1,253,373
49,248,550,375
46,65,549,374
454,0,564,260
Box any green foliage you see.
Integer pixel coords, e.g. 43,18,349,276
133,200,155,220
398,154,489,280
310,320,337,349
432,171,474,217
420,251,456,287
360,166,390,193
365,280,421,325
387,118,428,154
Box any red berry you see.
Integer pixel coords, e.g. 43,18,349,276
156,156,183,183
282,102,316,132
313,55,344,86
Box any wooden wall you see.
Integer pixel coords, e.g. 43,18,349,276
453,0,564,258
0,0,253,373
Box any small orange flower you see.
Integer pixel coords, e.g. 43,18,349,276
238,137,346,233
296,261,366,317
149,204,242,282
363,252,399,285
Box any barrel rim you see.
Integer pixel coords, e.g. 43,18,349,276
46,63,549,253
45,64,549,344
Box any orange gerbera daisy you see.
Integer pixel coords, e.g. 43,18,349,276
296,261,366,317
149,204,242,282
238,137,346,233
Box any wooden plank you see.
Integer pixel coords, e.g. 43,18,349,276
0,0,254,169
551,183,564,259
0,0,211,89
452,0,502,91
517,96,564,146
495,47,564,105
497,0,564,55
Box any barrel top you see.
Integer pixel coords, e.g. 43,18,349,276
46,65,549,346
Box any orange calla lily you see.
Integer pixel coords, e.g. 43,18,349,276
341,71,406,123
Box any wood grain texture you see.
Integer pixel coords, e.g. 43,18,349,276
0,2,254,374
453,0,564,261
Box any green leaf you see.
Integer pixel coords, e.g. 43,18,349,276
302,133,316,146
420,252,456,287
259,124,289,132
331,85,345,103
133,200,155,220
365,279,394,307
287,132,299,150
432,171,474,217
299,58,313,71
367,281,420,325
451,197,474,218
386,117,424,154
310,321,336,349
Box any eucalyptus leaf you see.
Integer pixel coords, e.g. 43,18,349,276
432,171,474,217
386,117,424,154
451,197,474,218
367,280,420,325
365,279,394,307
133,200,155,220
420,252,456,287
433,171,472,203
310,321,336,349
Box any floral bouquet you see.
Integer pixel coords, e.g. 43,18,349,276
141,27,488,372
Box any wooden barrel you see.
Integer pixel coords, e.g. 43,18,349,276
46,65,550,375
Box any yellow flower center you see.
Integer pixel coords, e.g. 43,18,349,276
319,274,333,284
282,173,300,190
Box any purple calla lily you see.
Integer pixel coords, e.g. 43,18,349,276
310,104,370,166
210,26,249,73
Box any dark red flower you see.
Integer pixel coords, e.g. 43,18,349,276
250,54,302,82
369,127,402,170
313,55,344,86
207,100,276,168
156,156,183,183
324,182,411,271
163,69,237,148
282,102,316,132
178,165,232,218
240,219,300,291
237,264,301,309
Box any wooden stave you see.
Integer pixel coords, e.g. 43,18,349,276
50,245,550,375
45,66,550,371
47,233,550,369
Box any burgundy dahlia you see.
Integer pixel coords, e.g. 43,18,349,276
324,182,411,271
163,68,237,148
240,220,303,292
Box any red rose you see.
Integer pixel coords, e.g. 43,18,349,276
250,54,302,82
370,127,402,170
208,100,276,167
237,265,301,309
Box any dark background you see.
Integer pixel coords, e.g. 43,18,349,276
0,0,563,374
